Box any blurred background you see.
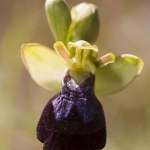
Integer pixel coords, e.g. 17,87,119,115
0,0,149,149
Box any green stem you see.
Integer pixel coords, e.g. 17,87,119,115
65,21,77,45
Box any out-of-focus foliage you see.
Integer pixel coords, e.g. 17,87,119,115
0,0,149,150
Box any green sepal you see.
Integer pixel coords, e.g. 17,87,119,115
95,54,144,96
45,0,72,44
21,43,65,90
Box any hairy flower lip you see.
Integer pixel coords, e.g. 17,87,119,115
36,71,106,149
49,111,105,135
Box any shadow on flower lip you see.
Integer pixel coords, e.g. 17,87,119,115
62,70,95,90
51,110,105,135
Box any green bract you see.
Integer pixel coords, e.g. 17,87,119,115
21,40,144,96
45,0,99,45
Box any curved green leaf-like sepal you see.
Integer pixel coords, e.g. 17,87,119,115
21,43,65,90
45,0,72,44
95,54,144,96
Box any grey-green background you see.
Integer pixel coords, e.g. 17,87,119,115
0,0,149,149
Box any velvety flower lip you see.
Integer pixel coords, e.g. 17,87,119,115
20,1,144,150
36,71,106,150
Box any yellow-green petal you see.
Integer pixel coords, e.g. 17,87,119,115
95,54,144,96
21,43,65,90
95,53,115,67
54,41,72,62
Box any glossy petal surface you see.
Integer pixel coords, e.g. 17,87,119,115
95,54,144,95
21,43,65,90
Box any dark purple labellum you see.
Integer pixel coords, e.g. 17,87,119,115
36,72,106,150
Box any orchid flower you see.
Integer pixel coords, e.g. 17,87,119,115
21,0,144,149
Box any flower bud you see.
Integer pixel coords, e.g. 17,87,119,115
68,3,99,44
45,0,72,44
